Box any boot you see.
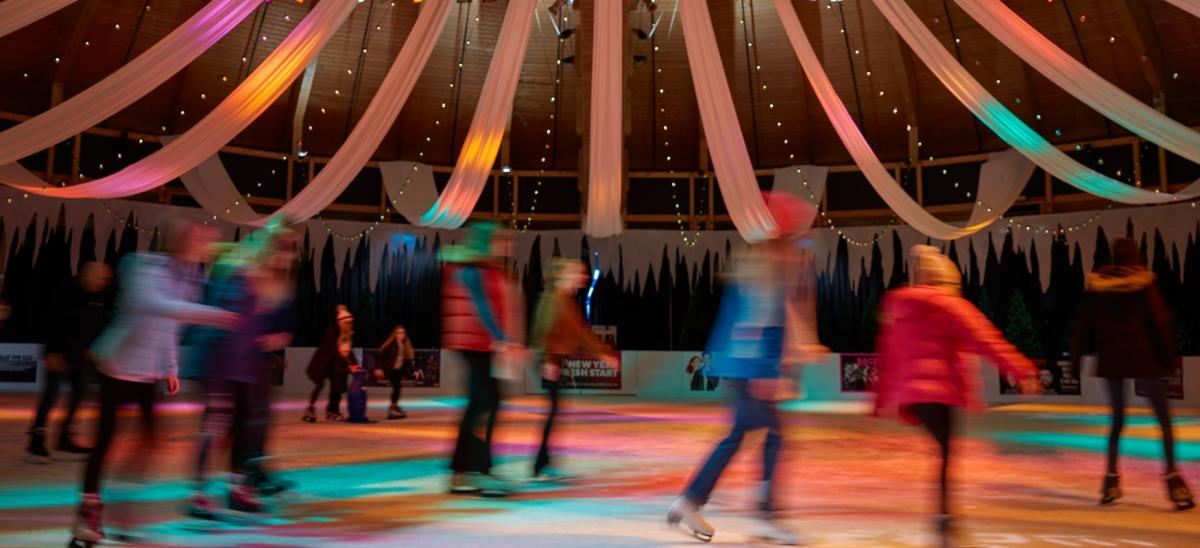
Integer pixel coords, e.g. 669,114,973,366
185,493,218,520
667,496,714,542
387,405,407,420
69,494,104,544
228,482,264,513
449,472,481,495
748,513,803,546
302,406,317,423
326,411,344,422
1165,472,1195,511
1099,473,1122,505
25,428,49,464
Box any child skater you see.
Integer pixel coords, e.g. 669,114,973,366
528,258,618,481
377,325,416,420
873,244,1041,545
667,192,825,545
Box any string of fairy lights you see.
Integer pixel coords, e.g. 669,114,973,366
10,0,1198,247
515,0,567,233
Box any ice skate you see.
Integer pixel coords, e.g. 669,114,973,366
1165,472,1195,511
387,405,407,420
56,434,92,455
24,428,49,464
747,514,803,545
667,496,714,542
326,411,344,422
228,483,265,513
532,466,574,483
449,472,481,494
67,496,103,548
301,406,316,423
1099,473,1122,505
185,493,218,520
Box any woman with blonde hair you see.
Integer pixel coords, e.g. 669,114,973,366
377,325,416,420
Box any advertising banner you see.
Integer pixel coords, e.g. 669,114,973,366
549,355,622,390
1136,357,1184,400
840,353,880,392
362,348,442,388
1000,358,1081,396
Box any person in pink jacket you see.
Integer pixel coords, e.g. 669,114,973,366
874,245,1040,544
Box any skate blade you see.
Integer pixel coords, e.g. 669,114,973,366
666,515,713,543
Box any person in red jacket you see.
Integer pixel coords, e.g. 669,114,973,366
441,222,528,497
874,244,1040,543
1071,237,1193,511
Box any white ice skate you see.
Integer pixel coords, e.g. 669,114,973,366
747,515,804,545
667,496,715,542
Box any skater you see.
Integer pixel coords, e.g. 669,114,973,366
1070,237,1194,511
186,219,297,518
25,261,112,463
69,219,238,547
667,192,824,545
303,306,356,422
377,325,416,420
528,258,618,481
873,244,1041,544
441,221,528,497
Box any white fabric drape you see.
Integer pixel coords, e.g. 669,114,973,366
583,0,624,238
0,0,263,166
263,0,452,226
954,0,1200,166
771,165,828,205
420,0,536,229
160,135,259,223
679,0,775,243
1164,0,1200,18
0,0,75,39
968,148,1037,225
772,0,992,240
380,160,440,225
1,0,358,199
872,0,1200,205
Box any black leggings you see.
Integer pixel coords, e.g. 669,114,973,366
389,369,404,406
450,351,500,473
32,362,89,436
534,380,561,474
1105,377,1176,474
908,403,954,515
82,373,157,495
308,375,346,414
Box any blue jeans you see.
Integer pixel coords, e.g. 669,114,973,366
683,378,783,512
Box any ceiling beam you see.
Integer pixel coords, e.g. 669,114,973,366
1110,0,1172,110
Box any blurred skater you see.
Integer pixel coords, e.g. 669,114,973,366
303,306,356,422
377,325,416,420
528,258,618,481
1071,237,1193,511
873,244,1041,545
69,219,238,546
667,192,825,545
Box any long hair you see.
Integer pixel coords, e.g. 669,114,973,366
380,325,415,360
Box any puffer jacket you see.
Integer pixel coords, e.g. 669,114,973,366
91,253,226,383
1070,266,1177,378
441,263,509,352
873,285,1036,424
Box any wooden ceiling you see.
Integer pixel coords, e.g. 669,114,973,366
2,0,1199,175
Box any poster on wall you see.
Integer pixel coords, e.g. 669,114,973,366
548,355,622,390
0,344,40,385
592,325,618,348
840,353,880,392
361,349,442,388
685,353,719,392
1000,358,1081,396
1136,358,1184,400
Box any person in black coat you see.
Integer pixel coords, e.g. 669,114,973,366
303,306,357,422
1071,237,1193,511
26,262,113,463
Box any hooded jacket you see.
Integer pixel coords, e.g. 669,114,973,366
1070,266,1177,379
873,285,1035,424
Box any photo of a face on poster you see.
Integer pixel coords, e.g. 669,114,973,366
686,353,719,392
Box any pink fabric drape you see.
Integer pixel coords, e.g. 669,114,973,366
1164,0,1200,18
955,0,1200,166
0,0,76,38
772,0,992,240
679,0,774,243
872,0,1200,205
583,0,624,238
1,0,357,199
0,0,262,167
420,0,536,229
262,0,452,226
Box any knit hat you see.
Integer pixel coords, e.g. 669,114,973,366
441,221,501,263
762,191,817,239
910,244,961,290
